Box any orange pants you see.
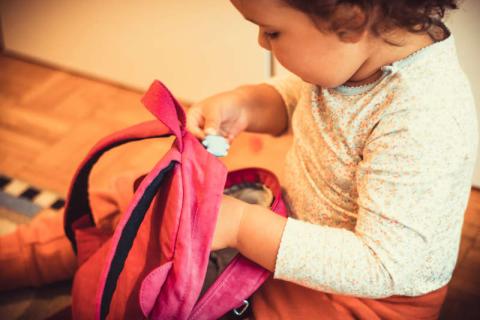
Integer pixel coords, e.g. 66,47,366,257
0,173,447,319
0,173,134,291
253,277,447,320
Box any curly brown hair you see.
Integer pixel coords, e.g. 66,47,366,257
282,0,459,38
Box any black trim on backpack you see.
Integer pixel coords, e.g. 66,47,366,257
65,135,171,253
100,161,176,320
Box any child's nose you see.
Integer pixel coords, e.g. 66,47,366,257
257,31,272,51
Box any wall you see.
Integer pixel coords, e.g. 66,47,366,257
0,0,266,101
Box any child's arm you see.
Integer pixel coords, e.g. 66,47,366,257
214,103,476,298
187,73,303,140
212,195,286,272
234,83,289,136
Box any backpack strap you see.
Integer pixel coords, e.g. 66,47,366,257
64,80,186,252
63,121,171,252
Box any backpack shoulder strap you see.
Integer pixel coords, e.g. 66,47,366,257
64,80,186,252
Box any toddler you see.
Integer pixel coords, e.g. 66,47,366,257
0,1,477,319
187,0,478,319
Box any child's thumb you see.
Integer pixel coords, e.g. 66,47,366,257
186,107,207,139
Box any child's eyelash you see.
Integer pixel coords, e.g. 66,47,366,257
264,31,280,39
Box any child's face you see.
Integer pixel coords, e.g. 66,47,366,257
231,0,371,88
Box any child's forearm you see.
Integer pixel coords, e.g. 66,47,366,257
234,83,288,136
235,203,288,272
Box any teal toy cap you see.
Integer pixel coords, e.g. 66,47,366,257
202,135,230,157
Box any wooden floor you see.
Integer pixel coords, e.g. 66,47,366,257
0,53,479,319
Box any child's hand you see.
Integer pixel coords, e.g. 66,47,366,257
186,91,249,143
211,195,248,251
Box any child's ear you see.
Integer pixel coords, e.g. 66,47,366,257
331,4,369,43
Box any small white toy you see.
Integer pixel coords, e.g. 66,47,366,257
202,134,230,157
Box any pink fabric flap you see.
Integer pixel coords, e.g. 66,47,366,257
140,261,174,318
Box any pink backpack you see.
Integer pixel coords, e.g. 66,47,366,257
63,80,288,319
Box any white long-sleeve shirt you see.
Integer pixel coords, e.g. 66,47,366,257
267,31,478,298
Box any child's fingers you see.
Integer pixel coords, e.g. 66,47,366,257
189,126,206,140
204,117,221,137
204,127,220,136
186,107,206,139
